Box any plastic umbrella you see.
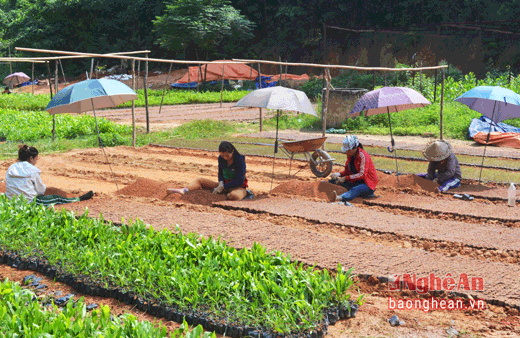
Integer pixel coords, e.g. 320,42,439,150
234,86,317,153
455,85,520,182
3,72,30,88
234,86,317,190
349,86,431,174
46,78,137,192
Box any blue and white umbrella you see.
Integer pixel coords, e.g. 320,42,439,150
455,86,520,182
46,78,137,115
455,86,520,123
45,78,137,193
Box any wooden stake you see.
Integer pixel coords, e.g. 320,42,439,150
54,60,58,142
31,62,34,95
440,69,445,140
131,59,136,147
220,64,225,108
59,59,67,84
137,60,141,91
144,53,150,133
159,63,173,114
258,63,262,132
322,69,331,138
8,43,12,74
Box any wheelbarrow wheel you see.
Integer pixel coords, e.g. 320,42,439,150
310,149,333,177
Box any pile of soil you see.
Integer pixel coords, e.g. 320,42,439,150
120,178,228,206
271,180,348,201
119,178,169,200
377,173,439,192
164,190,228,206
44,187,72,197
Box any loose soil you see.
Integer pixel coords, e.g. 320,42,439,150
0,145,519,337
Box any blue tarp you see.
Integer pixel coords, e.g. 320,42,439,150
468,116,520,138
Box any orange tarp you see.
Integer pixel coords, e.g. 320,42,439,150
473,132,520,149
176,60,310,84
177,61,257,84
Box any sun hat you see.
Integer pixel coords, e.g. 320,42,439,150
341,135,360,152
422,140,453,162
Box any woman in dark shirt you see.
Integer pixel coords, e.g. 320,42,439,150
167,141,248,200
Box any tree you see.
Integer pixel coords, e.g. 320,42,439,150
153,0,254,59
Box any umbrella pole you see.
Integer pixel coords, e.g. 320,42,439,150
91,99,120,195
387,107,399,183
270,110,280,193
478,101,497,183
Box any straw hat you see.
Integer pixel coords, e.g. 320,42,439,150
422,140,452,162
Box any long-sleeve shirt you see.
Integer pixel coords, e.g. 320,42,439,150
218,154,248,190
5,161,46,203
426,153,462,185
339,148,378,190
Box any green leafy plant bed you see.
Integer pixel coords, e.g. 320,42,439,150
0,196,363,337
0,279,215,337
0,108,130,142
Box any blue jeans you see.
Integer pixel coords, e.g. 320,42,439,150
329,179,375,202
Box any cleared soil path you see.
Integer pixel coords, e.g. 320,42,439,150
215,197,520,252
366,194,520,224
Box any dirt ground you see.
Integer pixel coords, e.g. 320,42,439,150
1,145,519,337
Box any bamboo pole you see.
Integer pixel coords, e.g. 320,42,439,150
0,58,45,63
232,58,448,71
59,59,67,84
8,43,12,73
220,64,225,108
131,59,136,147
144,53,150,134
258,63,262,132
159,63,173,114
31,62,34,95
7,50,152,61
322,69,331,138
54,60,58,141
16,47,246,64
15,47,445,70
440,69,445,140
137,60,141,90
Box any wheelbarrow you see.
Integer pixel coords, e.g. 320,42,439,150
279,136,335,177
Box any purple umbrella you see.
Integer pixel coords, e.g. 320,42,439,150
349,86,431,174
3,72,30,87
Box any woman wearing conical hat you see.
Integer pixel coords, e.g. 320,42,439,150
418,140,462,192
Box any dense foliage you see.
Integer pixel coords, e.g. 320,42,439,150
0,279,215,337
0,195,361,334
2,0,520,79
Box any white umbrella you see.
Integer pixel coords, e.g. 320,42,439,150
234,86,317,153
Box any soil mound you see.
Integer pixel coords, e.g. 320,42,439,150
377,173,439,192
45,187,72,197
121,178,230,205
119,178,169,200
164,189,228,206
0,182,5,193
271,180,348,201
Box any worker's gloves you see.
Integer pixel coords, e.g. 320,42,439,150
330,173,345,183
213,181,225,194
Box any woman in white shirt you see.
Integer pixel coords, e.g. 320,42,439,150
5,145,93,206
